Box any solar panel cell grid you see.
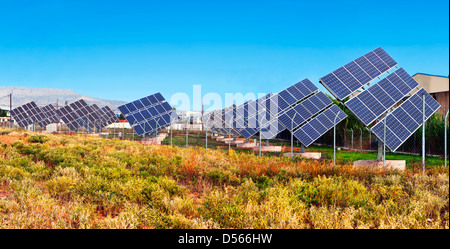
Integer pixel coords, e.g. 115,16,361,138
371,88,441,151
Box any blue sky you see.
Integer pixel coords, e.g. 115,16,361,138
0,0,448,110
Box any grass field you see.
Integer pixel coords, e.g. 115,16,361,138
0,128,448,229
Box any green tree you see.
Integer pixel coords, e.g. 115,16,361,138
0,109,7,117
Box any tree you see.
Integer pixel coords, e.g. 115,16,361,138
118,114,125,120
0,109,7,117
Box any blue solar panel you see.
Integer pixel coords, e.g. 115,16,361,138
320,73,352,100
343,61,372,85
345,68,417,126
260,120,285,139
394,68,419,90
355,56,380,79
293,104,347,147
147,95,158,105
345,97,376,125
371,88,441,151
140,97,152,107
154,93,165,102
333,67,361,92
373,47,397,68
299,78,319,93
118,92,177,136
321,48,397,101
286,85,304,101
365,51,389,73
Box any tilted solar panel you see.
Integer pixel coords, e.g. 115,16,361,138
319,47,397,100
118,92,178,136
371,88,441,151
10,101,49,128
345,68,419,126
293,105,347,147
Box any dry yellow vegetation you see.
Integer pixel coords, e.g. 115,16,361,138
0,128,448,229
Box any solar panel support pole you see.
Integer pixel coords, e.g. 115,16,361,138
9,93,12,129
291,113,297,158
365,127,371,150
259,131,262,157
228,120,232,152
205,126,208,149
350,129,354,150
360,128,363,151
422,94,426,174
445,110,448,168
333,112,339,166
186,115,189,149
383,115,386,168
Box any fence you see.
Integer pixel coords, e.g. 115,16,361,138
315,106,449,158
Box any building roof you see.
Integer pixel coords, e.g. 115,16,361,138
413,73,449,93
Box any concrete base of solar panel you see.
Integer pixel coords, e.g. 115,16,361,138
353,160,406,171
141,133,168,145
282,152,321,160
253,146,282,152
235,142,260,149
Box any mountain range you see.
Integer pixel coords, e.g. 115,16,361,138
0,86,126,111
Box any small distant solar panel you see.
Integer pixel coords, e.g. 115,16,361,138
371,88,441,151
293,105,347,147
345,68,419,126
319,47,397,100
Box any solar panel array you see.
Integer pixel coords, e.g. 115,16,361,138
10,101,47,128
319,47,397,100
371,88,441,151
320,47,442,152
203,78,348,146
54,99,118,131
118,92,178,136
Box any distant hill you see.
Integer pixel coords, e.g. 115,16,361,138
0,86,126,111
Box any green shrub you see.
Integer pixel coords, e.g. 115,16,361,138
27,135,49,144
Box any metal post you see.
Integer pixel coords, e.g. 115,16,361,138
445,110,449,168
156,119,159,145
259,131,262,157
422,94,425,174
383,117,386,168
333,112,339,166
350,128,354,150
9,93,12,129
170,124,172,146
228,120,232,152
205,126,208,149
291,113,297,158
186,115,189,149
365,127,371,150
360,128,362,151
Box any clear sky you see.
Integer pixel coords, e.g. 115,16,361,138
0,0,448,110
